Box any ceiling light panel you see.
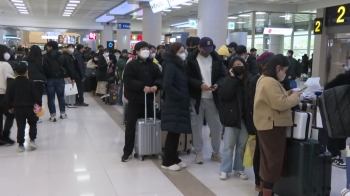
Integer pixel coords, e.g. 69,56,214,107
61,0,81,18
67,4,77,6
10,0,29,14
11,0,24,2
109,1,139,15
69,0,80,3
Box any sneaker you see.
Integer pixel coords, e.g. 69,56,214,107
161,164,181,171
211,152,222,163
78,102,89,106
219,172,228,180
255,184,261,192
235,171,248,180
195,152,203,164
60,114,67,119
178,162,187,168
121,154,131,162
18,145,25,153
332,156,346,169
67,104,78,108
49,117,57,122
37,119,42,124
28,140,37,150
0,135,15,145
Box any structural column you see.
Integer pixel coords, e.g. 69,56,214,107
116,19,131,50
197,0,228,48
142,6,162,46
0,29,4,44
269,35,284,54
100,24,114,48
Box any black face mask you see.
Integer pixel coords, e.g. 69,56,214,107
200,51,211,58
233,66,245,76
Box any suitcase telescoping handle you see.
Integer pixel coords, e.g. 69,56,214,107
144,92,156,124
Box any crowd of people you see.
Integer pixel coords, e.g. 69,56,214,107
0,34,346,196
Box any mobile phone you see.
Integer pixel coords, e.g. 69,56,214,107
210,85,215,89
298,87,308,92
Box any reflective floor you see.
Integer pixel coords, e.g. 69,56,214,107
0,94,346,196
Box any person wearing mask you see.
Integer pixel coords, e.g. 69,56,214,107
25,45,46,122
86,54,99,96
43,41,75,122
186,36,200,54
155,45,165,65
227,42,238,66
0,45,16,145
219,57,250,181
121,41,162,162
97,45,104,50
186,37,227,164
96,49,112,96
161,42,190,171
74,44,88,106
116,49,130,106
323,72,350,168
253,54,301,196
218,45,230,69
250,48,257,60
236,45,258,76
61,44,77,108
286,50,301,88
114,49,121,61
7,48,19,69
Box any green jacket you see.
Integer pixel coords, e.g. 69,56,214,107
117,57,128,80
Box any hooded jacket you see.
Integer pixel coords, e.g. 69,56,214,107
61,49,76,79
24,56,46,82
43,49,74,79
73,51,86,81
185,48,227,113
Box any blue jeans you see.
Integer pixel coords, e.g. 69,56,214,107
118,81,123,106
220,120,249,173
46,78,66,116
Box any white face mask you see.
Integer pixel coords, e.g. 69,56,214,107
104,53,109,57
3,53,10,61
140,50,150,59
94,58,98,61
68,48,74,53
151,53,156,59
177,53,186,61
115,53,120,59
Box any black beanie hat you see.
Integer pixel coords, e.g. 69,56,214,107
134,41,149,51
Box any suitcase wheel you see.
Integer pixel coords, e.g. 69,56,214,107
187,150,191,155
139,156,144,161
158,154,163,160
134,153,138,158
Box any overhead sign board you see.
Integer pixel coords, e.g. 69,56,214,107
107,41,115,49
228,22,235,30
263,28,293,35
58,35,63,44
314,18,323,35
117,23,131,29
89,32,96,40
150,0,170,13
325,3,350,27
188,20,197,28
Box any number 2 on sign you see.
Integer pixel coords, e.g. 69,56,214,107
315,21,321,32
337,6,346,23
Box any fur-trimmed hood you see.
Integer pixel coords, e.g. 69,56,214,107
61,48,75,59
161,51,184,67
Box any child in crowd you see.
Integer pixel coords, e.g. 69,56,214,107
6,62,42,152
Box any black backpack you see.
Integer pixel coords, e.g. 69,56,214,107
45,53,66,77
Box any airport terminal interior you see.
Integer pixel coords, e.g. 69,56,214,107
1,0,350,195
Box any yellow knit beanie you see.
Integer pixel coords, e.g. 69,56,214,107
218,45,230,57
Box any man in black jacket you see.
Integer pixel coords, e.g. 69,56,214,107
236,45,258,76
186,37,227,164
286,50,301,88
43,41,75,122
155,45,165,65
74,44,88,106
122,41,162,162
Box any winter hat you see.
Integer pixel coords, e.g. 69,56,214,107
257,52,275,66
134,41,149,51
218,45,230,57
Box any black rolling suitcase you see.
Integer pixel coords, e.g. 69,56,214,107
105,84,118,105
317,152,332,196
274,139,320,196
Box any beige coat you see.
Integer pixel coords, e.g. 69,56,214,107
86,59,97,69
253,75,300,131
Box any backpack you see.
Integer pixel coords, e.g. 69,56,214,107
45,53,66,77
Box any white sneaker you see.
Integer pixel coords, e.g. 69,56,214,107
235,171,248,180
220,172,228,180
178,162,187,168
18,145,25,153
161,164,181,171
37,119,42,124
28,140,37,150
211,152,222,163
49,117,57,122
195,152,203,164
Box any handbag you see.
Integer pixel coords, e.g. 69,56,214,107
86,68,96,77
243,135,256,168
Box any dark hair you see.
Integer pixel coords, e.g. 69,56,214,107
157,45,165,50
77,44,84,51
169,42,184,55
26,45,42,62
98,49,104,55
229,57,250,89
150,45,156,50
250,48,257,53
97,45,104,49
113,49,121,54
186,36,200,47
236,45,247,55
47,41,59,50
287,50,294,55
263,54,289,80
92,53,99,63
0,44,9,61
15,61,28,75
103,48,109,53
67,44,75,48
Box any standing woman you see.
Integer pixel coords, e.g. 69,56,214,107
0,44,16,145
86,53,99,95
26,45,46,101
253,54,301,196
219,57,250,181
161,42,191,171
96,48,111,96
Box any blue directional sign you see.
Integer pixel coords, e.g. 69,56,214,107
107,41,115,49
117,23,131,29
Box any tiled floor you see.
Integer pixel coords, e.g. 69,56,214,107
0,94,346,196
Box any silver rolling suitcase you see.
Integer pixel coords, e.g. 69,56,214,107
134,93,162,161
65,95,76,105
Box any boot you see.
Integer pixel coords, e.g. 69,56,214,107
263,189,273,196
257,181,263,196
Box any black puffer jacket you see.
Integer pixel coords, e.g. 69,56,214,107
186,49,227,114
73,51,86,81
61,49,75,79
24,57,46,82
97,55,109,82
123,57,162,104
43,50,74,79
287,56,302,80
161,52,191,134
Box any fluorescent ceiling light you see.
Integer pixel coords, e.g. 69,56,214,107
14,3,25,6
69,0,80,3
66,7,75,9
163,9,171,12
11,0,23,2
136,17,143,20
182,3,192,5
228,16,238,19
236,22,245,24
67,4,77,6
297,29,304,31
18,9,27,11
256,12,266,15
64,10,73,12
239,14,250,17
256,19,266,21
20,12,28,14
170,21,189,27
62,15,71,17
109,1,139,15
63,12,71,15
16,6,26,9
172,6,181,8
